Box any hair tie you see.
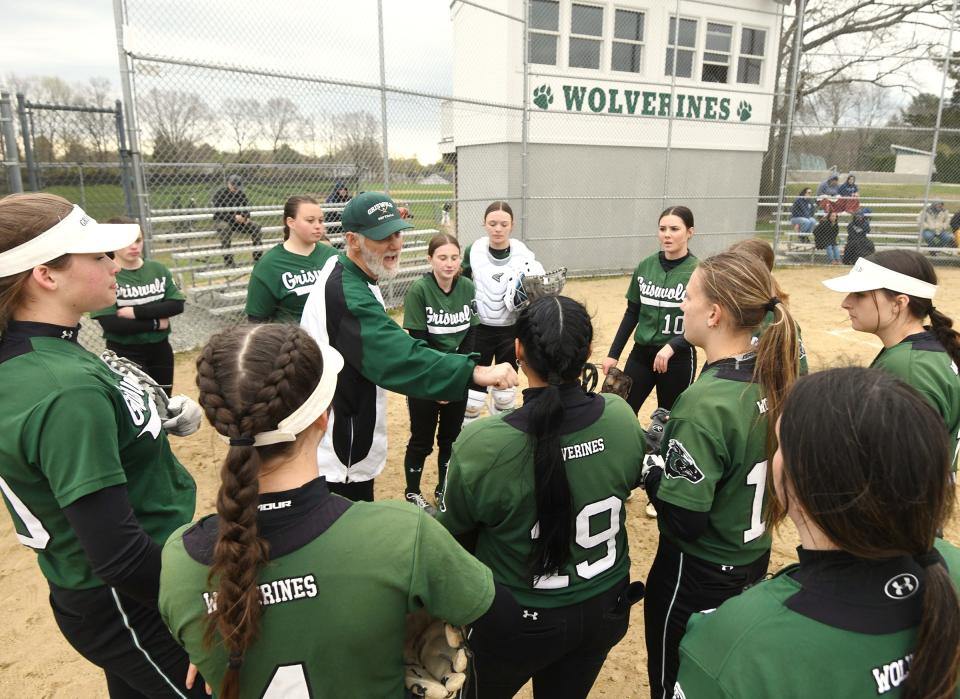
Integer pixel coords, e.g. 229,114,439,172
764,297,781,313
915,549,944,568
228,653,244,670
229,436,255,447
546,372,563,386
928,305,937,316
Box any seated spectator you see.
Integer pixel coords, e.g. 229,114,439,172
211,174,262,266
324,180,351,224
815,172,840,212
834,173,860,213
843,208,875,265
790,188,816,241
813,211,841,265
919,200,954,248
950,208,960,239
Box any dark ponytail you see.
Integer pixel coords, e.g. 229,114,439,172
282,195,320,242
515,296,593,579
196,324,325,699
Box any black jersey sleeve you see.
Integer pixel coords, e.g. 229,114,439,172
408,329,430,343
458,325,477,355
468,581,521,640
94,314,160,335
132,299,185,320
646,469,710,542
62,484,162,605
668,334,692,352
608,301,641,359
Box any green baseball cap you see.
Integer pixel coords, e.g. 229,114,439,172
341,192,414,240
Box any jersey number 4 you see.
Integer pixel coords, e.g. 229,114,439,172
529,496,622,589
0,475,51,549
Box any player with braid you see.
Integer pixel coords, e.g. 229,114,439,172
438,295,647,699
676,367,960,699
159,324,519,698
402,232,478,512
0,193,204,698
244,195,336,323
639,250,800,699
823,250,960,469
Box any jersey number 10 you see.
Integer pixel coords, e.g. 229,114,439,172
661,313,684,335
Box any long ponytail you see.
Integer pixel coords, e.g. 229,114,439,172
515,296,593,579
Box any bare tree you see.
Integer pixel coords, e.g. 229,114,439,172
221,97,262,158
75,77,115,160
327,111,382,176
260,97,301,156
139,88,213,161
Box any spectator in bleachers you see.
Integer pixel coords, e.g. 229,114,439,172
835,173,861,213
843,208,875,265
950,208,960,241
211,174,263,267
790,188,816,241
919,200,954,248
813,210,841,265
324,180,351,224
815,172,840,212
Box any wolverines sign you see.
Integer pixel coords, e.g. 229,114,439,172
532,83,753,122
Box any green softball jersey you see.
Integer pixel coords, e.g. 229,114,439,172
90,260,185,345
0,321,196,590
656,353,772,566
871,331,960,469
160,481,494,698
675,540,960,699
437,388,646,608
626,252,698,347
402,273,479,353
244,242,338,322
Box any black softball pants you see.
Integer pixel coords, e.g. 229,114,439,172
469,577,638,699
107,339,175,396
404,395,467,495
468,323,516,392
622,343,697,414
644,538,770,699
49,584,208,699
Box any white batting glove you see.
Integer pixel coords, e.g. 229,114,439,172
162,395,202,437
640,454,665,490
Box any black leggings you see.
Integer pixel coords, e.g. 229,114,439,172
404,396,467,495
469,578,636,699
644,538,769,699
469,324,516,391
622,343,697,414
49,584,208,699
107,339,175,395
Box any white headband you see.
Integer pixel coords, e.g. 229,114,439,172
0,205,139,277
822,258,938,300
219,342,344,448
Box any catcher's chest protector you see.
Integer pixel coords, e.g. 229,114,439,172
470,239,535,326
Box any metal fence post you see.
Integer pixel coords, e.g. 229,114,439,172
115,100,135,217
772,0,806,259
0,92,24,193
661,0,683,208
377,0,390,194
15,93,38,191
520,0,530,243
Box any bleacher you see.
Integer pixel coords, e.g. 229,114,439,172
772,200,960,262
147,203,438,317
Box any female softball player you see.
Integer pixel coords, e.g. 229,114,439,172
402,232,478,512
461,200,542,421
823,250,960,468
244,195,337,323
676,367,960,699
0,193,204,698
437,295,647,699
159,324,505,699
639,250,800,699
91,218,185,394
602,205,699,415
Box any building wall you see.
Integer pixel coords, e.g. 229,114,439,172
895,153,932,176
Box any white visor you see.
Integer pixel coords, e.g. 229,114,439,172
822,258,937,300
219,342,345,448
0,205,140,277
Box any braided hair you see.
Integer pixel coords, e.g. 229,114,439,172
515,296,593,579
195,324,326,699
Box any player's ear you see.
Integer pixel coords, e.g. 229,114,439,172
514,338,524,362
30,264,61,292
315,410,330,434
707,303,723,329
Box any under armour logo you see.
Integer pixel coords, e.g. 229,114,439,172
61,330,73,339
884,573,919,599
522,610,538,620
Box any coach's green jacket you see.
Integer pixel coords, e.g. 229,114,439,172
300,254,477,484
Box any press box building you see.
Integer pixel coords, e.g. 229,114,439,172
446,0,786,271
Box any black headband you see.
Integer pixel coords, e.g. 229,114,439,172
229,436,256,447
915,549,944,568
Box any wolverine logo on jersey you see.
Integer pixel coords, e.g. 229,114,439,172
663,439,704,484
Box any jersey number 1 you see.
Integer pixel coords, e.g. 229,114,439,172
743,461,767,544
0,475,51,549
530,496,622,589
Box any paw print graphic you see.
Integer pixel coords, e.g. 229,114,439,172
737,101,752,122
533,85,554,111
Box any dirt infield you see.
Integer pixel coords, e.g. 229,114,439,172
2,266,958,698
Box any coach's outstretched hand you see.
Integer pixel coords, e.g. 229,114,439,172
472,362,519,390
162,395,203,437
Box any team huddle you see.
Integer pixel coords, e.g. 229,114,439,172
0,189,958,699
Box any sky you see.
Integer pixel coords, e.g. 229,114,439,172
1,0,955,163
